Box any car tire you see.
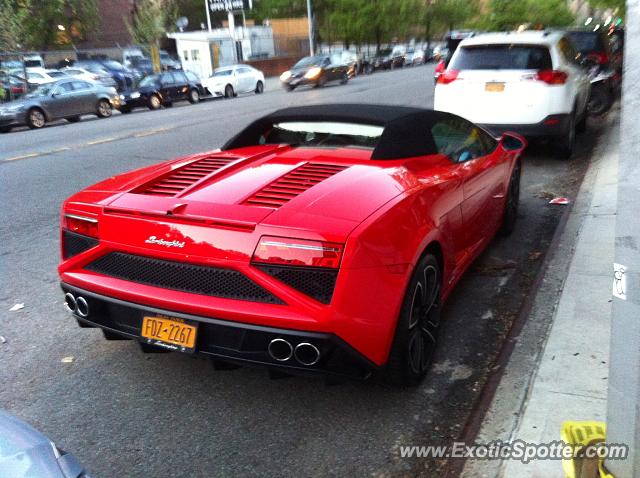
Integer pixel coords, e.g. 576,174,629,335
0,126,11,133
555,111,575,160
255,81,264,94
27,108,46,129
148,94,162,110
314,76,327,88
384,253,441,386
285,85,296,92
340,72,349,85
119,106,132,114
96,99,112,118
224,84,234,98
576,111,587,133
188,88,200,104
587,86,612,117
66,116,81,123
500,160,521,236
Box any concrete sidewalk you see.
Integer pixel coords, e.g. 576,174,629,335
462,111,620,477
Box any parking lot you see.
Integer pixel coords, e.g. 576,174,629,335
0,64,604,476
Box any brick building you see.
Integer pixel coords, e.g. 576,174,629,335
79,0,136,48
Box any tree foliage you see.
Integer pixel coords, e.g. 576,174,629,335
126,0,174,45
477,0,574,31
19,0,99,50
0,0,27,50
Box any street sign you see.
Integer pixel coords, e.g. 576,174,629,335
209,0,252,12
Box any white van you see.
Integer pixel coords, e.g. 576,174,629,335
23,54,44,69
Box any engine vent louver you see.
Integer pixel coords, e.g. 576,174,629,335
136,156,237,196
244,163,348,208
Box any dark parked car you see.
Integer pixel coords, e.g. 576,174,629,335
371,48,405,70
566,29,618,71
1,74,27,101
73,60,135,91
0,78,119,132
279,54,350,91
129,56,155,77
160,50,182,70
119,71,204,112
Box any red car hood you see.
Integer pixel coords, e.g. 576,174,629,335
81,145,437,240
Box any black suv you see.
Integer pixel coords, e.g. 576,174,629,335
119,71,205,112
566,29,618,71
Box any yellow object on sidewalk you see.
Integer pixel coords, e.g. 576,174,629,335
561,421,613,478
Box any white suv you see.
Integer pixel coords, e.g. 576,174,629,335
434,31,590,158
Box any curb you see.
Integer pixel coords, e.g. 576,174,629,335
447,110,619,478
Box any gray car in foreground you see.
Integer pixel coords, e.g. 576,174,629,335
0,410,90,477
0,78,120,132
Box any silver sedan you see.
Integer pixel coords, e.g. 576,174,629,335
0,78,120,132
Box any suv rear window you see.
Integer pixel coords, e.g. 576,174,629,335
451,44,552,70
566,31,606,54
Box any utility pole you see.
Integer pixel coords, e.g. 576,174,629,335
605,0,640,475
306,0,314,56
205,0,212,32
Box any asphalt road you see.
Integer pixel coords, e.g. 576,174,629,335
0,65,603,477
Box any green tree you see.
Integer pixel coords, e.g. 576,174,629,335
423,0,480,46
21,0,99,50
478,0,574,31
126,0,173,45
0,0,27,51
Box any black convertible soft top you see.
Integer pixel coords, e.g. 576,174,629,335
222,104,457,160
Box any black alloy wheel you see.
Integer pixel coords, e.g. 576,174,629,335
385,253,441,386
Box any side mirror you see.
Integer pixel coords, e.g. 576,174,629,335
500,132,527,152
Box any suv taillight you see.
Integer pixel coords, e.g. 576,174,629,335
533,70,568,85
63,214,99,238
252,237,343,269
436,69,459,85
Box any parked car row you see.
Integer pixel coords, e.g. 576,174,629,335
0,64,267,131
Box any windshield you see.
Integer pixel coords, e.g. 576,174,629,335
567,32,605,53
139,75,159,87
451,45,552,70
293,56,326,68
261,121,384,149
26,84,54,97
213,69,233,77
47,71,66,78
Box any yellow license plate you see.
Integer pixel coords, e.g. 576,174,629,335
141,315,197,352
485,82,505,92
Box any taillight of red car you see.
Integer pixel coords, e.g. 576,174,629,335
63,214,99,238
436,69,460,85
252,237,343,269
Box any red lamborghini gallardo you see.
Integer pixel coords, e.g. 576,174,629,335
58,104,526,385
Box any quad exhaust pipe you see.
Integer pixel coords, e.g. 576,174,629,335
268,338,293,362
294,343,320,366
64,293,89,318
267,338,320,366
